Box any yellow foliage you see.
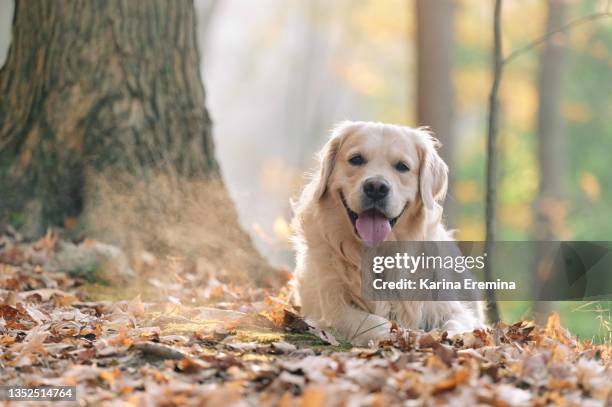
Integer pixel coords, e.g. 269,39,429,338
351,0,408,41
580,172,601,202
455,2,489,47
562,101,592,123
455,180,481,203
499,203,533,231
501,75,538,127
501,1,545,53
337,61,384,96
454,69,490,111
456,217,484,240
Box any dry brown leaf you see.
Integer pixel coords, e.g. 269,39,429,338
51,321,81,337
175,357,208,374
99,368,122,385
300,386,326,407
127,294,146,317
431,368,470,394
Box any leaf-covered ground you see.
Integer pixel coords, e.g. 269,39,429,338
1,230,611,406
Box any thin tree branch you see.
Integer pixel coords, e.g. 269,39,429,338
483,1,611,324
484,0,503,324
504,8,611,66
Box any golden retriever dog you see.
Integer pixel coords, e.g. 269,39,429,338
293,121,485,346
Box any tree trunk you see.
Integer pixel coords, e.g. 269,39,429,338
0,0,276,285
536,0,567,219
415,0,456,226
533,0,567,322
0,0,217,231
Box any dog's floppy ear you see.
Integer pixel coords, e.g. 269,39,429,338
314,121,361,200
417,128,448,210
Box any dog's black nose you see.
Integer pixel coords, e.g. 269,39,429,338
363,177,390,201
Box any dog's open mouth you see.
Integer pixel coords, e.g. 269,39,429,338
340,192,403,247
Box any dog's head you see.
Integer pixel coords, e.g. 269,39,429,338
313,121,447,246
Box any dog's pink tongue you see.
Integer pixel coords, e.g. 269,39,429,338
355,210,392,247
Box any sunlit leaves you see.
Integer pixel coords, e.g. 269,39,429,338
563,101,593,123
580,171,601,202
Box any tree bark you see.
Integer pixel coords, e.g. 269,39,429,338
0,0,217,231
0,0,276,285
415,0,456,225
533,0,568,322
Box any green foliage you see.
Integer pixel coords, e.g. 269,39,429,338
500,301,611,344
9,212,25,229
68,265,110,286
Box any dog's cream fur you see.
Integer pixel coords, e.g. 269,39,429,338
293,121,485,346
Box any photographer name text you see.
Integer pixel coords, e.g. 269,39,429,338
371,253,517,291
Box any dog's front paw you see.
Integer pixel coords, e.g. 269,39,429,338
350,317,393,347
442,318,485,337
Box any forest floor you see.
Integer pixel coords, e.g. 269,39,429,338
0,230,611,406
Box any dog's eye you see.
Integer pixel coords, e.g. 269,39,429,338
348,154,365,166
395,161,410,173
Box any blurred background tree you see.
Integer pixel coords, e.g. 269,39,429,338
415,0,457,225
533,0,569,323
